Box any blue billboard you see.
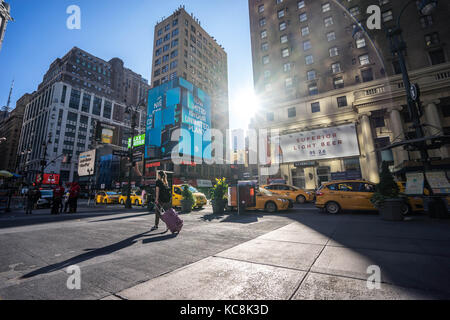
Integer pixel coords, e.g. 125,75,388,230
145,78,211,161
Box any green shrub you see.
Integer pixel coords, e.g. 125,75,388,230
370,161,400,208
210,178,228,202
181,184,195,203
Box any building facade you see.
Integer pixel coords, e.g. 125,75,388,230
147,7,231,183
0,0,11,52
17,47,150,184
248,0,450,190
0,93,32,172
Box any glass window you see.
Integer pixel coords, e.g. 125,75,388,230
279,22,287,31
267,112,274,121
283,62,292,72
261,42,269,51
337,96,348,107
299,13,307,22
297,1,305,9
359,54,370,65
311,102,320,112
329,47,339,57
322,3,331,12
263,55,270,65
282,48,290,58
301,26,310,36
278,9,285,18
333,77,344,89
288,107,296,118
356,38,366,48
349,6,360,16
382,10,393,22
261,30,267,39
361,68,374,82
324,17,334,27
259,18,266,27
327,31,336,41
303,40,311,51
258,4,265,13
307,70,316,80
285,77,293,88
305,55,314,65
332,62,341,73
280,34,288,43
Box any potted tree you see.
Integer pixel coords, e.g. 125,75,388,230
370,161,404,221
210,178,228,214
180,185,195,213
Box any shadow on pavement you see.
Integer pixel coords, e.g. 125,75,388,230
20,229,175,280
89,212,152,223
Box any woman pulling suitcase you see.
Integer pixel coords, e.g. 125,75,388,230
151,171,171,231
151,171,183,234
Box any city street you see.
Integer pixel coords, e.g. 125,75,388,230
1,203,449,300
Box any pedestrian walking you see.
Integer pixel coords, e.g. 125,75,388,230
51,182,65,214
25,184,40,215
68,181,80,213
141,188,147,207
151,171,171,231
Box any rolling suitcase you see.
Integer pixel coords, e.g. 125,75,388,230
159,204,183,234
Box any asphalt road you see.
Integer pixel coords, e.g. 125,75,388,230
0,203,315,299
1,202,449,300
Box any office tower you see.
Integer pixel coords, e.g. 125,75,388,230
248,0,450,188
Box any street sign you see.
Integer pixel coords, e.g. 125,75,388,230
113,150,128,157
410,83,420,102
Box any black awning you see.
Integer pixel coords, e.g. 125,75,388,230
377,135,450,152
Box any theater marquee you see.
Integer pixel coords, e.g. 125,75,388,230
279,124,360,163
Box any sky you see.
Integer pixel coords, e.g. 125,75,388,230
0,0,255,130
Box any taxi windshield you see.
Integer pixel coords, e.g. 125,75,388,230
106,192,118,195
188,186,199,193
259,187,273,196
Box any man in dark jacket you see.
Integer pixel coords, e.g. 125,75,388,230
25,184,41,215
68,182,81,213
52,183,65,214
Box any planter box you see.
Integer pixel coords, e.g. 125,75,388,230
379,198,404,221
181,200,193,213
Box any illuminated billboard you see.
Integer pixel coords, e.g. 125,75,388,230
145,77,211,160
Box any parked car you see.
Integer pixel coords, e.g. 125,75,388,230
261,183,314,204
95,191,120,204
172,185,207,209
315,180,427,215
36,189,53,208
118,192,143,206
228,187,290,213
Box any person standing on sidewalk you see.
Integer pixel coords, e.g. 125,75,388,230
68,182,80,213
151,171,171,231
51,182,65,214
25,184,40,215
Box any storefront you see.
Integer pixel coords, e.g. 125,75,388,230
269,123,364,190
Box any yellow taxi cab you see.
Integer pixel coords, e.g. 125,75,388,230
96,191,120,204
172,185,207,209
397,181,450,213
118,191,143,206
315,180,379,214
246,188,290,213
261,183,314,204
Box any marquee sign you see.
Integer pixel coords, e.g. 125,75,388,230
279,124,360,163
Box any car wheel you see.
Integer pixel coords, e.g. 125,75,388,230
325,201,340,214
296,195,306,204
265,201,277,213
401,203,411,216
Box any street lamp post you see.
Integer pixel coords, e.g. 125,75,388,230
38,133,52,188
125,106,137,209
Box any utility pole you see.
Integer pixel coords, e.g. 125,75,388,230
125,107,137,209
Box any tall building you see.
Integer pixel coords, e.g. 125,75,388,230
17,47,150,184
0,0,12,52
0,93,32,171
248,0,450,189
146,7,231,184
151,6,229,142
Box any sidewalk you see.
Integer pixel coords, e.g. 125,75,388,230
108,213,450,300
